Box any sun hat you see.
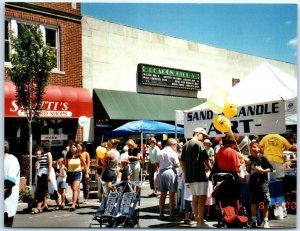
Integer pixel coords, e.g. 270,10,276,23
203,138,212,145
193,127,208,136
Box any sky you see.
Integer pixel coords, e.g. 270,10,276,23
81,2,298,64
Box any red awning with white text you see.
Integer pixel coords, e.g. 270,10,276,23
5,81,93,118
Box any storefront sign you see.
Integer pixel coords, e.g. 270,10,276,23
5,82,93,118
138,63,201,90
184,101,286,137
41,134,68,140
9,100,73,118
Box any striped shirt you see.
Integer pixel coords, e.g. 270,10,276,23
39,152,49,169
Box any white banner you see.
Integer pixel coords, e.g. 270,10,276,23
175,110,184,125
184,101,286,138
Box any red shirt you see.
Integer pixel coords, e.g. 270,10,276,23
215,147,241,172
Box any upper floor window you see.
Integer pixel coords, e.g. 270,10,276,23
5,18,60,70
5,20,10,62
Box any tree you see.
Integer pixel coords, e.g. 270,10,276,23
8,23,56,187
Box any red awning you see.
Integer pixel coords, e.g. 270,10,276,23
5,81,93,118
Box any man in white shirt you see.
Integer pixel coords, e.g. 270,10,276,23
4,140,20,227
156,138,180,221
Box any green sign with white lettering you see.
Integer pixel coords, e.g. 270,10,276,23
138,63,201,90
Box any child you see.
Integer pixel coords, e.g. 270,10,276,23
183,183,194,225
120,157,132,181
119,157,132,193
247,140,273,228
55,157,67,209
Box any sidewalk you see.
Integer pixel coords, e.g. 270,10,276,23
17,184,75,212
17,181,296,228
139,181,296,228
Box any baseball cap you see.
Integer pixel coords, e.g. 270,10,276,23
193,127,208,136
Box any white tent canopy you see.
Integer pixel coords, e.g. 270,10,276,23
184,62,297,137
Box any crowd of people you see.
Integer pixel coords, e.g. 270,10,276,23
3,129,297,228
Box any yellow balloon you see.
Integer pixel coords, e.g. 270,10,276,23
213,115,231,133
223,100,238,119
96,146,106,159
207,96,224,114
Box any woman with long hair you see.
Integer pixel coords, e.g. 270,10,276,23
100,139,120,192
76,142,90,202
65,142,88,211
31,142,52,214
127,139,142,182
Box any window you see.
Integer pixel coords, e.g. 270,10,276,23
5,19,60,70
45,27,59,69
5,20,10,62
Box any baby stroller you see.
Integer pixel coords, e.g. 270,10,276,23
212,173,248,228
89,180,142,228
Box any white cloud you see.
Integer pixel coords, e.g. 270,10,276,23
287,38,297,49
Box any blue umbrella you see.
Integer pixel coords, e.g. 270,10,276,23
112,120,183,135
112,120,183,181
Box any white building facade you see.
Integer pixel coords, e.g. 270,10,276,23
82,16,297,141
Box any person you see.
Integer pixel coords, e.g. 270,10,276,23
237,135,251,155
177,164,185,218
213,136,223,153
31,141,53,214
247,140,273,228
96,142,107,200
157,141,163,150
101,139,120,192
77,142,90,202
181,127,211,227
119,156,132,193
65,142,88,211
4,140,20,227
119,156,132,181
282,154,291,170
156,138,180,220
203,138,215,218
55,157,67,210
62,140,73,206
259,133,297,179
148,137,159,197
183,183,194,225
213,133,242,180
203,138,215,173
62,140,73,159
127,139,142,182
120,144,129,159
286,133,297,145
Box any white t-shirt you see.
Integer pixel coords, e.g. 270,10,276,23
184,184,193,201
4,154,20,217
156,146,179,170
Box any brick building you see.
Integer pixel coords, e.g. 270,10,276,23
4,3,92,178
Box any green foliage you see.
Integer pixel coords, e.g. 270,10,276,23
19,187,33,203
8,24,56,121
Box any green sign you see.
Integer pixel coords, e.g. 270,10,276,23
138,64,201,90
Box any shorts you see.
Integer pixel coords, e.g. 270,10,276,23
269,161,285,178
190,182,208,196
102,169,116,182
249,191,270,206
184,200,192,213
57,181,67,189
157,168,178,193
66,171,82,184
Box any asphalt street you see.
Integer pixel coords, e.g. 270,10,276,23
13,181,297,229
